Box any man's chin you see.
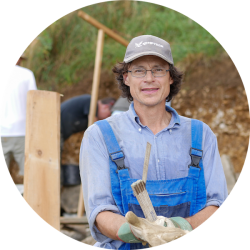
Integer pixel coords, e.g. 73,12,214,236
135,99,165,108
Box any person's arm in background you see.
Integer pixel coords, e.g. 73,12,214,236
28,70,37,90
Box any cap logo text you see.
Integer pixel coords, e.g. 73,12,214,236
135,41,164,48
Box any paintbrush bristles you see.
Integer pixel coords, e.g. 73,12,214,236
131,180,145,194
131,180,157,222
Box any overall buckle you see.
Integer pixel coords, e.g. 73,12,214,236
188,147,203,169
109,150,128,172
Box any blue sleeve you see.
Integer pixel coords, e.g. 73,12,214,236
79,124,122,242
202,124,228,207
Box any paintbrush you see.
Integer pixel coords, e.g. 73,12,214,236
131,142,157,222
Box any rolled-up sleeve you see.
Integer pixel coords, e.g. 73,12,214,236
202,125,228,207
79,124,121,242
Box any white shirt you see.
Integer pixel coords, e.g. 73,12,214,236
0,65,37,136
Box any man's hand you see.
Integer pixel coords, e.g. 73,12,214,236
118,212,188,247
154,215,193,231
96,206,218,245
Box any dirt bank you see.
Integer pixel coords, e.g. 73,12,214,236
61,55,249,175
174,54,249,172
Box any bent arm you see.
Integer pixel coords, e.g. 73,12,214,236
95,211,126,240
80,125,123,243
185,205,218,229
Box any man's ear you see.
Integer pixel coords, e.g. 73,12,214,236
123,72,130,86
169,76,174,85
168,64,174,85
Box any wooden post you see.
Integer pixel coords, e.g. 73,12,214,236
77,11,128,217
24,90,61,230
88,29,105,125
78,10,129,47
77,29,105,217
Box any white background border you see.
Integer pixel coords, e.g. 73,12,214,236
0,1,249,249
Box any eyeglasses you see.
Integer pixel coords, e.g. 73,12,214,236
128,68,170,78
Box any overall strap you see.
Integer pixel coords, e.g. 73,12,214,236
96,120,126,215
189,119,207,215
190,119,203,167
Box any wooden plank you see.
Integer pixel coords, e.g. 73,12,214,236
78,10,129,47
77,29,105,217
60,216,88,225
24,90,61,230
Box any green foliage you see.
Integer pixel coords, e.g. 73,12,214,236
27,1,224,88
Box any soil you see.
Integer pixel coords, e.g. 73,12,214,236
174,54,249,173
9,54,249,183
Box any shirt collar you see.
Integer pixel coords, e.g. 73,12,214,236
127,102,181,127
165,105,181,126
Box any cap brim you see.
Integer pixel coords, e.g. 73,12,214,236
124,51,174,65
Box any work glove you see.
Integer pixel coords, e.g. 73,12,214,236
117,211,189,247
155,215,193,231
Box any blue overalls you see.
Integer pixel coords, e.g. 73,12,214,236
96,119,207,249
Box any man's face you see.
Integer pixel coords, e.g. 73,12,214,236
123,55,173,108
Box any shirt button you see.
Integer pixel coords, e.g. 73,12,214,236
158,159,160,162
139,128,141,132
169,129,172,134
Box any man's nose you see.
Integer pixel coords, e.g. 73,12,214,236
144,70,154,81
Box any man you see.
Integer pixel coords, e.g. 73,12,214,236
80,35,227,249
60,94,115,150
1,54,37,179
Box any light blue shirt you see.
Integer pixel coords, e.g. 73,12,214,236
80,103,228,249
